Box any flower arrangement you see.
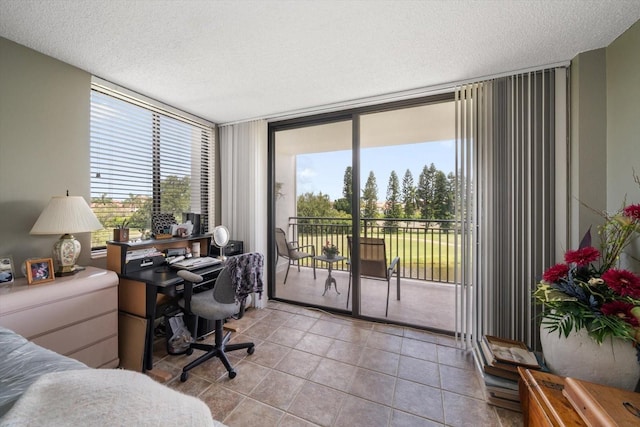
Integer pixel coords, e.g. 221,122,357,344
534,199,640,346
322,240,340,258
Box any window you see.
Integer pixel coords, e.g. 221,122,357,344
89,82,214,250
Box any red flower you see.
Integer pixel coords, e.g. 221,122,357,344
601,301,639,327
602,269,640,299
542,263,569,283
623,204,640,221
564,246,600,266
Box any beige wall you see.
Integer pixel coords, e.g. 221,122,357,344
569,48,607,245
569,19,640,268
606,19,640,270
0,37,94,274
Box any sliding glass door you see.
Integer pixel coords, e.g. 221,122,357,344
269,94,458,331
357,102,457,328
272,119,353,313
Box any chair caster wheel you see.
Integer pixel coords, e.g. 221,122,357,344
180,372,189,382
228,370,237,379
247,346,255,355
186,348,194,356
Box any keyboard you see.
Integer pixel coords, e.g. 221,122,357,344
170,256,222,270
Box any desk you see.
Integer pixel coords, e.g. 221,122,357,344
314,255,347,295
107,235,216,372
121,264,223,371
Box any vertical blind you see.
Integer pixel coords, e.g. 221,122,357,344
455,68,568,351
89,84,214,250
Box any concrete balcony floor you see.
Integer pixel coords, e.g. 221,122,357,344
274,262,457,332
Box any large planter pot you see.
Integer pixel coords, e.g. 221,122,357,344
539,324,640,390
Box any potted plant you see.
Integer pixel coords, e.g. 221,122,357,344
322,240,340,259
113,220,130,242
534,196,640,389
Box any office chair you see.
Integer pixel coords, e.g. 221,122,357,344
275,227,316,284
177,267,256,381
346,236,400,316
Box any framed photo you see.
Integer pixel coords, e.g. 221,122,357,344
0,256,15,285
26,258,55,285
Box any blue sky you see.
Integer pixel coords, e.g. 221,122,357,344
296,140,456,201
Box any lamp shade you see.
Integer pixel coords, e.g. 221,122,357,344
30,195,102,235
30,195,102,275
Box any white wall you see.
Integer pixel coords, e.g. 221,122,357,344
0,37,93,274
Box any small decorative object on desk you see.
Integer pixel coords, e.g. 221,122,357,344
26,258,55,285
0,255,15,286
113,220,130,242
322,241,339,259
152,213,178,238
533,175,640,390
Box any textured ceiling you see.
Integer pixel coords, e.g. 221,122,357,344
1,0,639,124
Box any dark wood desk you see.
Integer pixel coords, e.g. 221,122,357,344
123,264,223,371
107,235,220,372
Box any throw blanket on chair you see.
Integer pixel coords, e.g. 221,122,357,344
225,252,264,308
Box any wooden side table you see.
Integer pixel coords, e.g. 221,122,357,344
518,367,587,426
313,255,347,295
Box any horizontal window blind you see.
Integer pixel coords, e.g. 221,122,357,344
90,86,214,250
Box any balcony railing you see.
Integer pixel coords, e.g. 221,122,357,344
287,217,459,284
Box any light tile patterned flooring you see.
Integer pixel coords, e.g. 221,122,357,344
154,301,523,427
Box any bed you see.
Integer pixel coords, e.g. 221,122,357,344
0,326,225,426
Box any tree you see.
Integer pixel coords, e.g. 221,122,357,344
160,175,191,219
417,164,437,219
402,169,416,218
362,171,378,218
432,170,451,221
384,170,402,231
296,192,346,233
342,166,353,212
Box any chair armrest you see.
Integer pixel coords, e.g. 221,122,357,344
388,256,400,272
297,244,316,255
177,270,204,313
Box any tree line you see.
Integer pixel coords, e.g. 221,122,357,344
297,163,456,223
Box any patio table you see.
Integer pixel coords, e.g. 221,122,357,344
313,254,347,296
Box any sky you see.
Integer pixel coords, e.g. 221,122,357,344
296,140,456,201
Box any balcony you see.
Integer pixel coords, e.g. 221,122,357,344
273,217,461,333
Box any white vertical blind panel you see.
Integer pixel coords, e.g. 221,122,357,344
456,67,567,352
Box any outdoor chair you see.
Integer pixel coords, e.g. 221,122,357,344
346,236,400,316
275,227,316,284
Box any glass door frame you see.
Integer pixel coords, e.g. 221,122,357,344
267,92,454,322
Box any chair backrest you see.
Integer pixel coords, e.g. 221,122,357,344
212,267,236,304
275,228,291,257
347,236,389,279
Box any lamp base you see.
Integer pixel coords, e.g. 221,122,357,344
55,265,85,276
52,234,81,275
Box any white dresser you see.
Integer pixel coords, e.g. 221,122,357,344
0,266,119,368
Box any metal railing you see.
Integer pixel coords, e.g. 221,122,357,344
287,217,459,283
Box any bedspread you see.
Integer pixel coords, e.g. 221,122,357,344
0,369,221,427
0,326,87,417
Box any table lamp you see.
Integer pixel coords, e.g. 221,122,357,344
30,191,103,275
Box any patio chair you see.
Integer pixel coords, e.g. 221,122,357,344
275,227,316,284
346,236,400,316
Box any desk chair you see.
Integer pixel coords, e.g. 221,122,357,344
275,227,316,284
177,267,255,381
346,237,400,317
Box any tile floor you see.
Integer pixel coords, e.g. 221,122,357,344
153,301,523,427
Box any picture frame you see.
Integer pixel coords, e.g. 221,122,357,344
26,258,55,285
0,256,15,285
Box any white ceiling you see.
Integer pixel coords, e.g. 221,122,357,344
1,0,639,125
